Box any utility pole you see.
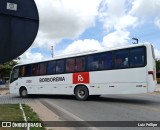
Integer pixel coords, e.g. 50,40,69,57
51,46,53,58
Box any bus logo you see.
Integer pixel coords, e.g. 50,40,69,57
78,75,84,82
73,72,89,84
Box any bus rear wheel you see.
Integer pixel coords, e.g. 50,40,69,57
19,88,28,98
75,85,89,101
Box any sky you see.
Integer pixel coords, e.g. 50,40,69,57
19,0,160,63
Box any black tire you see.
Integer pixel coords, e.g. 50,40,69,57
75,85,89,101
19,88,28,98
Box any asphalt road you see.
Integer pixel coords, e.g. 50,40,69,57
39,93,160,130
3,92,160,130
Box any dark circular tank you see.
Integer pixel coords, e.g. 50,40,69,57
0,0,39,63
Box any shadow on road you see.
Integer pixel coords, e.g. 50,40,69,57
23,94,159,106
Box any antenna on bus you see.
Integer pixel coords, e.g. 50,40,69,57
132,37,138,44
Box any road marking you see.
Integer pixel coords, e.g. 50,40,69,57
19,104,29,130
44,99,101,130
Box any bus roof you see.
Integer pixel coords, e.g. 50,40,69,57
15,42,152,67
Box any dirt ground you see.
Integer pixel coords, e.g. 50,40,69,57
0,88,9,95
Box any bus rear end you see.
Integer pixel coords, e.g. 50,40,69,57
147,44,157,92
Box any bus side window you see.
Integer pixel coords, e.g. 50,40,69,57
21,66,26,77
25,65,32,77
75,57,85,72
130,48,145,67
32,64,39,76
99,52,112,70
114,49,129,69
87,54,99,71
56,60,64,74
39,63,47,75
47,61,55,75
66,58,75,73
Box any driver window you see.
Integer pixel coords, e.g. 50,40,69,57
11,67,19,82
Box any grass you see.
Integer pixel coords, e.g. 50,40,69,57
0,104,23,121
22,104,45,130
0,104,24,130
0,104,45,130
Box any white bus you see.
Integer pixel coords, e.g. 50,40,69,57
9,43,157,100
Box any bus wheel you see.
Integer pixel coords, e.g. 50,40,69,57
75,85,89,101
19,88,28,98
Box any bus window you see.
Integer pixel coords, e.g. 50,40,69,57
39,63,47,75
47,61,55,75
87,54,99,71
11,67,19,82
130,48,145,67
75,57,85,72
66,58,75,73
99,52,112,70
25,65,32,77
32,64,39,76
56,60,64,74
20,66,26,77
114,49,129,69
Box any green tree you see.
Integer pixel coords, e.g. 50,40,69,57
156,60,160,72
0,60,17,79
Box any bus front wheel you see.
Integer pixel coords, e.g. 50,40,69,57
19,88,28,98
75,85,89,101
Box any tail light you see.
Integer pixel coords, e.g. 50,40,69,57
148,71,155,80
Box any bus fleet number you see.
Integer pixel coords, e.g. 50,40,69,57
26,80,32,83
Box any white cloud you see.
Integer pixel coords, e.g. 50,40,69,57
62,30,130,55
19,0,103,62
102,30,130,48
34,0,102,48
19,49,49,64
98,0,137,31
63,39,103,54
129,0,160,29
99,0,126,17
32,31,60,49
129,0,160,18
115,15,137,30
155,17,160,29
